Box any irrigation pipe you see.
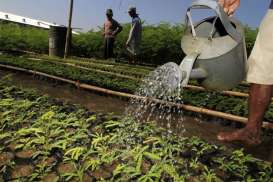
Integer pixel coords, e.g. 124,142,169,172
0,63,272,130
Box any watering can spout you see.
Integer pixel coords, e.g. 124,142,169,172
190,68,208,79
179,52,203,87
179,52,208,88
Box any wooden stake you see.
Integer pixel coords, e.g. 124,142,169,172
64,0,74,59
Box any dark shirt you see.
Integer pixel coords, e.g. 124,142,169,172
127,16,142,45
270,0,273,9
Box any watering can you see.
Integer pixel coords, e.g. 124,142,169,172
160,0,247,93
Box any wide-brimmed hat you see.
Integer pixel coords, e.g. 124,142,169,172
106,9,113,15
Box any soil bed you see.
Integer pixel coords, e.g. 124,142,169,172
0,72,272,181
1,69,273,162
1,54,273,123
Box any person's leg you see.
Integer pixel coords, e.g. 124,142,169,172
131,46,137,64
218,84,273,145
109,38,115,58
135,54,141,65
247,84,272,134
134,45,140,64
131,55,136,64
104,38,108,59
126,45,133,64
128,54,133,64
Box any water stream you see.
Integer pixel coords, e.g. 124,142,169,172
126,62,183,125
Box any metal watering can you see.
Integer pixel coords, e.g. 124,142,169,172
161,0,247,92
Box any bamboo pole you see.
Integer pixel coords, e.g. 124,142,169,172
185,85,273,102
27,57,142,81
185,85,249,97
1,63,273,130
60,62,140,81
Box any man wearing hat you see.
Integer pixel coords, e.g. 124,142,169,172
126,6,142,64
103,9,123,59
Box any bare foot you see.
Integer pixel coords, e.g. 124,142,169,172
217,128,261,146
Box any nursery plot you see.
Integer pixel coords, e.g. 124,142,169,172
0,77,272,181
0,70,126,115
1,54,273,122
25,55,150,79
1,69,273,162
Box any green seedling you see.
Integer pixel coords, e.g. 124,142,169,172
91,133,110,148
64,147,86,161
201,166,218,182
0,79,272,181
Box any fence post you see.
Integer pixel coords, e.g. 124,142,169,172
64,0,74,59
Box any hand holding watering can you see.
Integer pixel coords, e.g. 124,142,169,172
155,0,247,93
218,0,240,16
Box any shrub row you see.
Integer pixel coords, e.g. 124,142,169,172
0,22,258,65
0,55,272,122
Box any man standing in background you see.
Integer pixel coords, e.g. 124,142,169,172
217,0,273,146
126,6,142,64
103,9,123,59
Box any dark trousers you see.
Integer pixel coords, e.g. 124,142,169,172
104,37,115,59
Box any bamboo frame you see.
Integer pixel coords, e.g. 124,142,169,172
185,85,273,102
0,63,272,130
26,56,257,99
26,56,143,81
54,61,140,81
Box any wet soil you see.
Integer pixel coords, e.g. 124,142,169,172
10,164,34,179
15,150,35,159
0,152,14,167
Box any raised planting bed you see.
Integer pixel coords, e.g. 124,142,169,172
0,79,272,181
25,57,142,81
33,54,154,74
0,50,253,92
0,54,138,93
24,54,254,94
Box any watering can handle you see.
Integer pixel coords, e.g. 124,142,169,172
186,0,241,43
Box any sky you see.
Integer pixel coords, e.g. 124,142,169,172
0,0,272,32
